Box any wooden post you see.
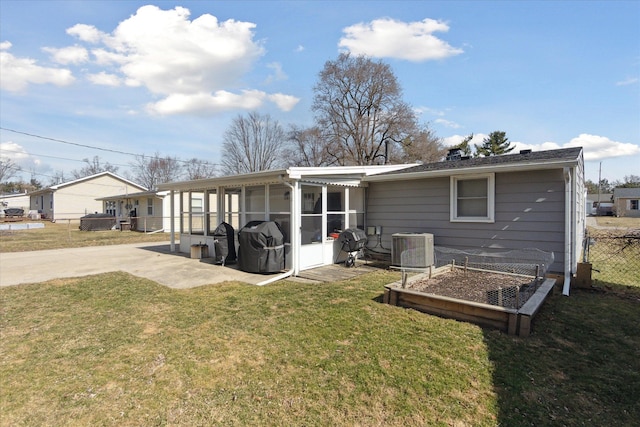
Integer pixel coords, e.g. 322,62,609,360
573,262,593,288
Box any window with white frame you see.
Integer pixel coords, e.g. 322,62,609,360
450,174,495,222
147,198,153,215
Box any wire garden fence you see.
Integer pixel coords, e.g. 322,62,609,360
584,228,640,287
429,246,555,310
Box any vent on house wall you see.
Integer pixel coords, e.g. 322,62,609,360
391,233,435,268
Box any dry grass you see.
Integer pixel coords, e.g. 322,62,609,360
594,216,640,228
0,220,169,252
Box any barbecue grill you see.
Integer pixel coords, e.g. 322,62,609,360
337,228,368,267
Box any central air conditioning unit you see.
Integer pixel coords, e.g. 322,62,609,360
391,233,434,268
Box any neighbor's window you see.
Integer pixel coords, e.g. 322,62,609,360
450,174,495,222
147,198,153,216
631,200,639,210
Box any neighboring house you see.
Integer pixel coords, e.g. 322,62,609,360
586,193,613,216
28,172,147,221
613,187,640,218
96,190,180,231
0,191,30,216
158,147,585,295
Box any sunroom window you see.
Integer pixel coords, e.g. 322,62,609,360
450,174,495,222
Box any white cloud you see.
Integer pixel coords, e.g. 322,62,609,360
147,90,266,115
61,5,297,114
0,44,75,92
0,141,29,161
268,93,300,111
43,45,89,65
295,45,305,53
339,18,463,61
443,133,486,147
434,118,461,129
264,62,287,84
616,77,638,86
0,41,12,50
66,23,106,44
87,71,122,86
503,134,640,161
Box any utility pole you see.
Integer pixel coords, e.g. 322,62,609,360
596,162,602,215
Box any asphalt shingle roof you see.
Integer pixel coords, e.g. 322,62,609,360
378,147,583,176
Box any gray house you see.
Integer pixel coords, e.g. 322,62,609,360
158,147,585,294
613,187,640,217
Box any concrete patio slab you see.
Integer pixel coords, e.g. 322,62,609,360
0,242,282,288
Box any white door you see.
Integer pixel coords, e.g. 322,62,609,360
299,184,325,270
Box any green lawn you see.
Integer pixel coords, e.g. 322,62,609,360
2,271,639,426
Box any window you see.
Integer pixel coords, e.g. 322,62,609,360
147,198,153,215
631,200,639,210
450,174,495,222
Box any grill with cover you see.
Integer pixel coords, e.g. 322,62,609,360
237,221,285,274
213,222,237,265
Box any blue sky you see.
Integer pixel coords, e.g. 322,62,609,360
1,0,638,186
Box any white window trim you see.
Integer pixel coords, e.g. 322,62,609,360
450,173,495,223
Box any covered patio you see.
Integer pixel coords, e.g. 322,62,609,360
157,165,412,279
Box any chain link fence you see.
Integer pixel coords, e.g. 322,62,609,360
584,228,640,287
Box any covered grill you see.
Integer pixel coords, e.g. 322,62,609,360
213,222,237,265
237,221,285,274
337,228,368,267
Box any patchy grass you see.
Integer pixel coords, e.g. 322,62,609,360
0,220,169,252
588,229,640,288
594,216,640,228
2,271,639,426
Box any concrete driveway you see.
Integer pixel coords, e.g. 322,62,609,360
0,242,282,288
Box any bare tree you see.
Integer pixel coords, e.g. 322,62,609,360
221,112,286,175
312,53,418,166
284,125,334,167
0,157,18,182
399,124,447,164
71,156,118,179
184,158,217,180
131,152,183,190
49,170,67,186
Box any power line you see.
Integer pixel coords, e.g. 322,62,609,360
0,146,131,168
0,126,219,167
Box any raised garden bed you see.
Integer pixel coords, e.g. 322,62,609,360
384,265,556,336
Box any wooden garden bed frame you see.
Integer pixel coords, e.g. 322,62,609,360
383,265,556,337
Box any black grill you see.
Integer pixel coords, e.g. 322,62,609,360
338,228,368,252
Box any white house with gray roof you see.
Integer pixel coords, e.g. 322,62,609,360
28,172,147,221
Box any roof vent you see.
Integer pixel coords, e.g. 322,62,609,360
446,148,462,161
520,149,532,154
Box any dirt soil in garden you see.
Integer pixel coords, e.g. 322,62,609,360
406,269,538,309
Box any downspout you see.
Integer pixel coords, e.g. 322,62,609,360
169,190,176,253
256,178,296,286
563,167,572,296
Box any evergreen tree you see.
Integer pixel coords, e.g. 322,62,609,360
475,131,514,156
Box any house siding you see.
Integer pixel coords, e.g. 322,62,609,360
30,174,146,220
366,169,566,272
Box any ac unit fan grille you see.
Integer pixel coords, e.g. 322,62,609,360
391,233,434,268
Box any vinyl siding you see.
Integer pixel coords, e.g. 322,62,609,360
50,176,145,220
366,169,566,272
